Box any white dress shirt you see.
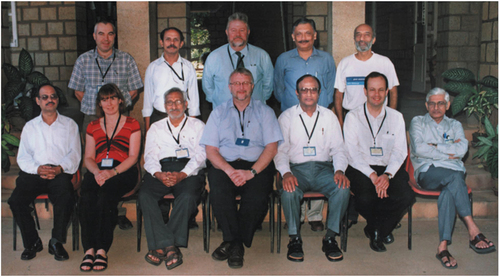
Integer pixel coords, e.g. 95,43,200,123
144,115,206,176
17,112,81,175
142,54,200,117
274,105,348,176
409,113,468,179
344,104,407,178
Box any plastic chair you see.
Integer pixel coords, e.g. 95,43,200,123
13,169,82,251
405,148,473,250
275,172,349,253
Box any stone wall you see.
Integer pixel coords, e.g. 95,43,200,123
155,2,190,60
479,2,498,78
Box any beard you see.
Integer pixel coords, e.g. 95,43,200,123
355,39,374,52
230,38,247,48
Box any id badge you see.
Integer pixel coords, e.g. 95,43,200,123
101,158,114,167
235,138,250,146
445,138,454,144
175,148,190,159
303,146,316,156
370,147,383,156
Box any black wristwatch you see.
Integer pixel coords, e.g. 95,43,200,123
250,168,257,176
384,172,393,179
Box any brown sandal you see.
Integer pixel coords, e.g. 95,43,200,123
165,246,183,270
145,249,167,266
436,250,457,269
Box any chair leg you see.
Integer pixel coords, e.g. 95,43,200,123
72,203,79,251
269,193,274,253
469,192,473,216
13,217,17,251
277,195,281,254
341,208,348,252
32,202,40,230
205,193,211,253
137,199,142,252
408,205,412,250
202,191,208,253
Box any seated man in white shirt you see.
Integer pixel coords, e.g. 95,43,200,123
409,87,495,269
344,72,414,252
139,88,206,270
9,84,81,261
274,75,350,262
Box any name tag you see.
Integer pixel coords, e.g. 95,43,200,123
175,148,190,159
445,138,454,144
101,158,114,167
235,138,250,146
370,147,383,156
303,146,316,156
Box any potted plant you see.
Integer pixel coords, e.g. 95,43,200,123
1,104,20,173
473,117,498,195
442,68,498,140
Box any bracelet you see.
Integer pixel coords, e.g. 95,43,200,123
113,168,119,175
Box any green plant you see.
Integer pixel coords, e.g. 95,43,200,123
2,49,67,122
442,68,498,133
473,117,498,179
1,104,20,173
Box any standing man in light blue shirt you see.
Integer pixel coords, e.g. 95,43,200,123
409,87,495,269
200,68,283,269
274,17,337,232
202,12,274,108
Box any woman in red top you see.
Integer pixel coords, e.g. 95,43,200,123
79,84,141,272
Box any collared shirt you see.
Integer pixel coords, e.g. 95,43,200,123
344,104,407,178
274,105,348,176
142,54,200,117
334,52,399,110
144,116,206,176
274,48,336,111
202,43,274,107
17,112,81,175
409,113,468,179
68,48,144,115
199,99,283,162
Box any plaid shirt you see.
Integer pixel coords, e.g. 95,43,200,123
68,48,143,115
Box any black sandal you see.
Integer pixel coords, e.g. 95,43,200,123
469,233,496,254
145,249,166,266
436,250,457,269
165,246,183,270
93,254,108,272
79,254,94,272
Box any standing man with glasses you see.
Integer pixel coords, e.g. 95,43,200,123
202,12,274,108
9,84,81,261
143,27,200,132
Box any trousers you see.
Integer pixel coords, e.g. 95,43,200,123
347,165,415,237
9,171,74,248
208,160,274,247
139,160,205,250
418,165,471,243
281,161,350,236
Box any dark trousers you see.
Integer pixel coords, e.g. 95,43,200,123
346,165,415,237
208,160,274,248
9,171,74,248
139,160,205,250
79,164,137,252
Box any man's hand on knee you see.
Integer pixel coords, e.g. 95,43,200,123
283,172,299,192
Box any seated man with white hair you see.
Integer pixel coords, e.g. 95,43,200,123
409,87,495,270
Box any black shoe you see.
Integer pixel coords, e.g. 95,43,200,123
383,233,394,244
21,238,43,260
227,242,244,269
364,226,386,252
188,219,199,230
347,219,358,229
287,237,304,262
48,241,69,261
212,241,232,261
309,221,325,232
322,237,343,262
118,215,133,230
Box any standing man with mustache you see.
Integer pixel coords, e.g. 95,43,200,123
202,12,274,108
274,17,337,232
143,27,200,132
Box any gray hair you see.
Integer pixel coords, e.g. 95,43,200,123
163,87,186,103
229,67,254,84
226,12,250,31
94,20,116,34
426,87,450,102
353,23,376,39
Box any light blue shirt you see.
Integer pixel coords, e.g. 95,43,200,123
409,113,468,180
199,99,283,162
274,48,336,111
202,43,274,107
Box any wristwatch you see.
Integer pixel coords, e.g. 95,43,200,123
250,168,257,176
384,172,393,179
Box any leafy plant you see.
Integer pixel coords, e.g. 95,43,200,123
473,117,498,179
2,49,67,122
1,104,20,173
442,68,498,133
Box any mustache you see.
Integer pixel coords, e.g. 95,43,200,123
46,102,55,106
297,40,310,44
167,45,177,49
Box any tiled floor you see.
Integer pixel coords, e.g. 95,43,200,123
2,217,497,275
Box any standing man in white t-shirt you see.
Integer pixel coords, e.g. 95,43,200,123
334,24,399,128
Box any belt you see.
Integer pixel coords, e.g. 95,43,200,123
160,157,190,163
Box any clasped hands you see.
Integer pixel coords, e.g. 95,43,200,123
370,172,390,199
282,170,350,193
155,171,187,187
225,168,254,187
37,165,62,180
94,169,117,186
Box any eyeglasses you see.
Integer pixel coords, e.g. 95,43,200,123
229,81,253,87
166,100,184,106
39,94,59,101
299,87,319,94
427,101,447,108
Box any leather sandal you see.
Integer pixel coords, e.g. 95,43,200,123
92,254,108,272
469,233,496,254
79,254,94,272
436,250,457,269
145,249,167,266
165,246,183,270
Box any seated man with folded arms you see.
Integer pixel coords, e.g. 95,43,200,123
139,88,206,270
344,72,414,252
200,68,283,269
274,74,350,262
409,87,495,269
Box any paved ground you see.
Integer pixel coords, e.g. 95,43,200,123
2,217,497,275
